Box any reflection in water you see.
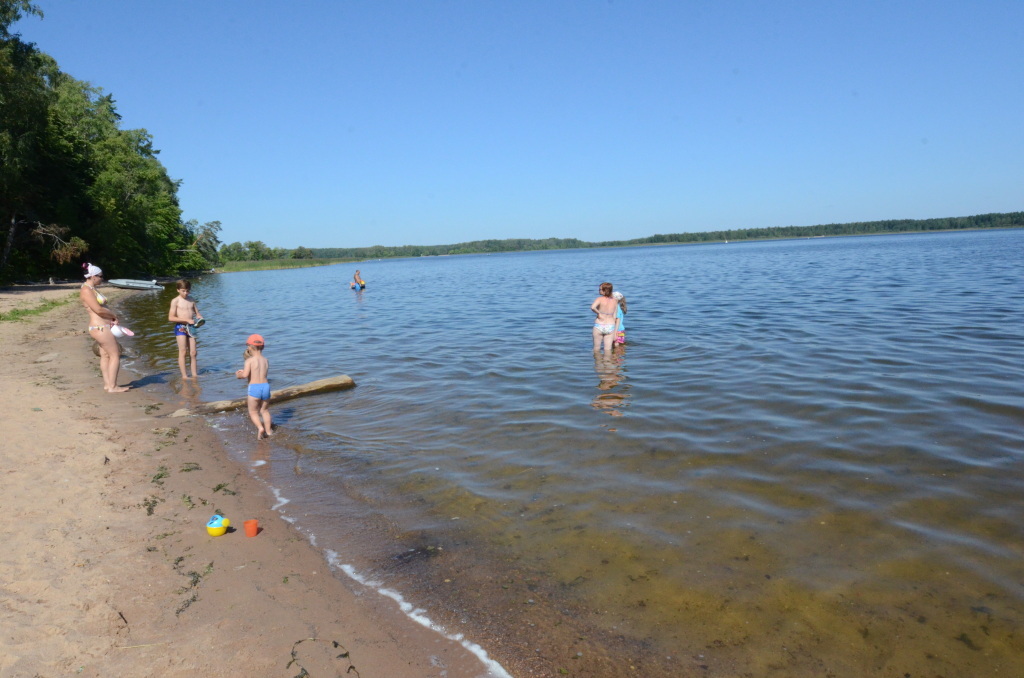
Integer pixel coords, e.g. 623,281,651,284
175,377,205,406
591,349,630,417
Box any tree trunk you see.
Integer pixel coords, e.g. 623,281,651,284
0,212,18,275
170,375,356,417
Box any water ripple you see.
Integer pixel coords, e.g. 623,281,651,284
120,230,1024,675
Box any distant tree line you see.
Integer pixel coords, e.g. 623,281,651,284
215,242,315,262
310,212,1023,261
310,237,590,260
0,1,222,283
606,211,1024,247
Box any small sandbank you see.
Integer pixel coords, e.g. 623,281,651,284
0,285,499,677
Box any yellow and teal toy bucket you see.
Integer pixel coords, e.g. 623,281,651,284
206,514,230,537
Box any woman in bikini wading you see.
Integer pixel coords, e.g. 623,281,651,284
591,281,619,355
80,263,129,392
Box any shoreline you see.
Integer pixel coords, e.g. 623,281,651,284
0,286,505,677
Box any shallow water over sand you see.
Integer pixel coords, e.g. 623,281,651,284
122,230,1024,676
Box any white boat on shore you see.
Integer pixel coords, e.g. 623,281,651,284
106,279,164,290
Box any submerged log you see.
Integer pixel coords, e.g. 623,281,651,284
170,375,355,417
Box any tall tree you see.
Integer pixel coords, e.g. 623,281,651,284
218,241,246,262
0,0,41,39
243,240,271,260
0,1,55,276
177,219,222,270
1,2,222,282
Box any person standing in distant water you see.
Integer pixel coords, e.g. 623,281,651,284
613,290,627,345
168,280,203,379
350,270,366,289
591,282,618,355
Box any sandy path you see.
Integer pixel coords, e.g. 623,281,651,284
0,286,500,677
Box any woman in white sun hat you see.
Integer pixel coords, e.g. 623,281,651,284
79,263,129,392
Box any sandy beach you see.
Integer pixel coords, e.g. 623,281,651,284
0,284,503,678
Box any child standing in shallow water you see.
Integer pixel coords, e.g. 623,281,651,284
591,282,618,355
613,291,627,345
236,334,272,439
168,280,203,379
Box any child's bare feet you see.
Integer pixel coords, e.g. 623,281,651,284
106,386,130,393
257,428,267,440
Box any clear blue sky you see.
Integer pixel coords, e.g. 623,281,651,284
15,1,1024,249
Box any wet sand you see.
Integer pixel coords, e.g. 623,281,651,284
0,284,502,677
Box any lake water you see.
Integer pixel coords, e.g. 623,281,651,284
121,229,1024,677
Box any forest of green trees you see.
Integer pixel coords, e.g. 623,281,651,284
0,1,225,283
1,1,1020,283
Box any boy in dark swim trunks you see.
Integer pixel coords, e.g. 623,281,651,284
168,280,203,379
235,334,272,439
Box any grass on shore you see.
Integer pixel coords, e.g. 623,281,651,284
0,296,75,322
217,258,355,273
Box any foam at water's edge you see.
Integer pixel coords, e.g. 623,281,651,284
327,552,514,678
254,472,512,677
270,486,290,510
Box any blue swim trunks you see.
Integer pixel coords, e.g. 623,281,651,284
247,383,271,400
174,323,188,336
